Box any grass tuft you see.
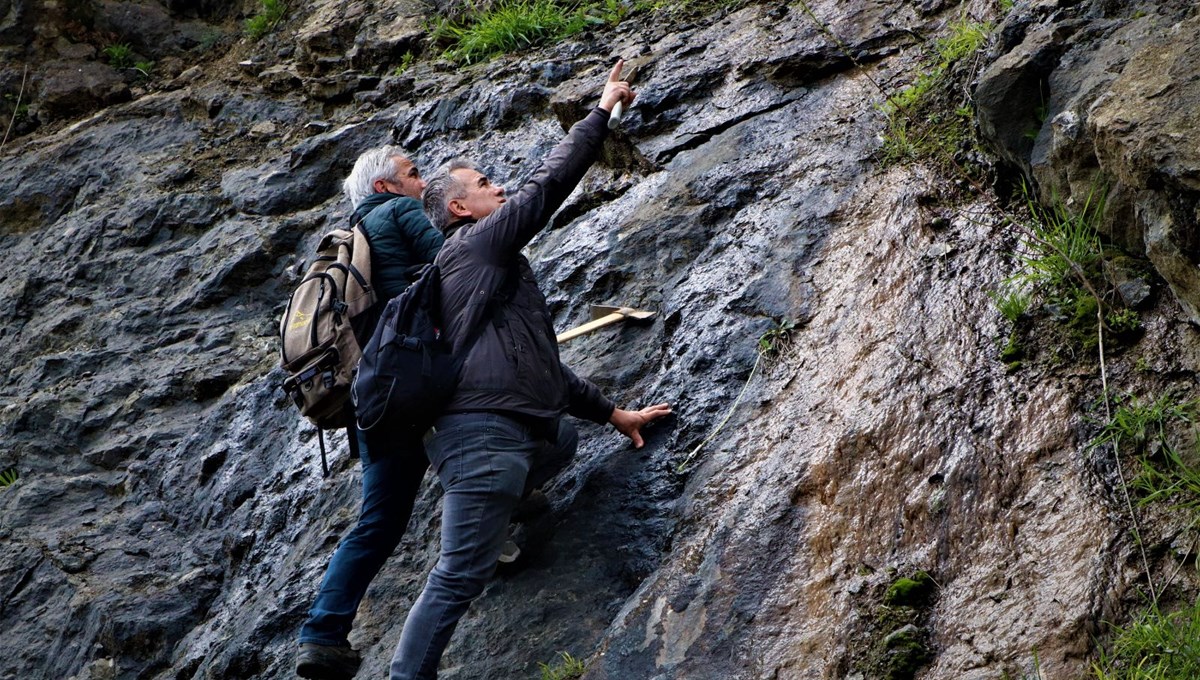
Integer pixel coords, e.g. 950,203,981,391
758,317,798,358
539,652,586,680
1010,185,1104,294
1092,393,1200,514
934,17,991,64
0,467,17,489
437,0,579,64
393,51,415,76
990,282,1032,322
1094,599,1200,679
435,0,650,64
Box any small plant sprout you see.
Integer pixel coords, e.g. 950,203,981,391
990,282,1031,322
102,43,135,69
539,652,586,680
393,51,415,75
134,60,155,77
758,317,798,357
1106,308,1140,335
0,467,18,489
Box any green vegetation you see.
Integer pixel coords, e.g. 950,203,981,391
2,92,29,123
999,330,1023,366
134,60,155,77
198,27,225,51
102,43,135,69
539,652,586,680
433,0,648,64
245,0,287,41
995,183,1144,357
640,0,745,16
879,16,992,168
1094,599,1200,679
853,572,938,679
934,17,992,63
884,571,936,607
990,283,1031,322
1093,394,1200,514
435,0,580,65
1010,186,1103,294
1093,394,1192,456
0,467,17,489
430,0,747,64
1090,396,1200,677
393,51,415,75
758,317,798,357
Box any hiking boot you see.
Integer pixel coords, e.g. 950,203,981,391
498,530,522,564
296,642,361,680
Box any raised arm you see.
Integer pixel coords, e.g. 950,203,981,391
468,59,636,258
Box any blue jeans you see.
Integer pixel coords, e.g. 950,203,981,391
298,425,428,647
389,412,578,680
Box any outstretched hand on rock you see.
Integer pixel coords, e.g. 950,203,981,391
610,402,672,449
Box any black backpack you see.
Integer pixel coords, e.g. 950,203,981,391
352,263,462,433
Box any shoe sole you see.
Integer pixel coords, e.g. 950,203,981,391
296,661,358,680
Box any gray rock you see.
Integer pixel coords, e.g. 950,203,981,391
35,60,130,121
3,2,1200,680
94,0,177,57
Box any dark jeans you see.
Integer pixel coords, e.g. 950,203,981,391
388,412,578,680
298,425,428,647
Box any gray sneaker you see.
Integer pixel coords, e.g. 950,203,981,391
498,524,522,564
296,642,361,680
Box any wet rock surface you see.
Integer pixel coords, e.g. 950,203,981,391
2,1,1200,679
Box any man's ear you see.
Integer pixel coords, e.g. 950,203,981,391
448,198,469,218
373,178,389,194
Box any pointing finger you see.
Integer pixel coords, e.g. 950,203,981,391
609,58,625,82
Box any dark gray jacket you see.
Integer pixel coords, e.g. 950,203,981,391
435,107,615,425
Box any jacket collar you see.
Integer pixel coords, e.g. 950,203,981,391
353,191,410,222
444,218,476,239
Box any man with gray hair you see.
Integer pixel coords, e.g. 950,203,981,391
295,147,444,680
388,59,671,680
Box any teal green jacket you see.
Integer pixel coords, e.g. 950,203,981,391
353,193,445,301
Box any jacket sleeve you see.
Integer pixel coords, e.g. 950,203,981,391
464,107,611,263
561,362,616,425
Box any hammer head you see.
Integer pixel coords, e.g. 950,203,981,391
590,305,656,322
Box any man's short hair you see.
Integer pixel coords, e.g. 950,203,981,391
422,158,479,233
343,145,410,209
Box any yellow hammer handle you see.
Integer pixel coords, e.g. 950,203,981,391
556,312,625,344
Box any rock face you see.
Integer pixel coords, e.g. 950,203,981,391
2,1,1199,680
976,0,1200,321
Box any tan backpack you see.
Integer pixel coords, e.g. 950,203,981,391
279,225,376,474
